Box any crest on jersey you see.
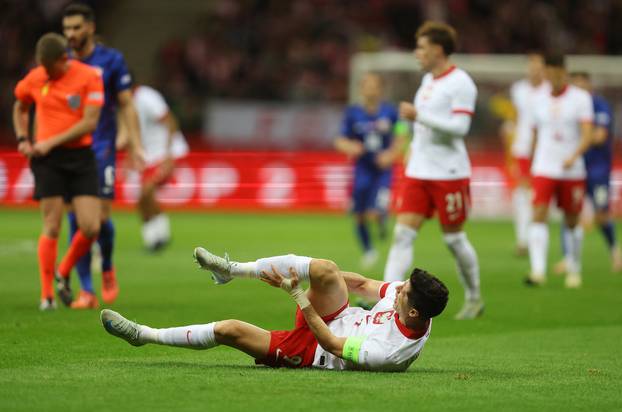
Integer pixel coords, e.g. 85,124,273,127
41,84,49,96
67,94,81,110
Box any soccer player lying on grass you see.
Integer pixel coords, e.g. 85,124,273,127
101,248,449,371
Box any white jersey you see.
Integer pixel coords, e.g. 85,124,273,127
528,85,594,179
133,85,189,166
312,282,431,372
510,79,550,158
406,66,477,180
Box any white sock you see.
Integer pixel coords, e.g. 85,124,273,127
512,187,532,248
140,322,218,349
566,226,584,275
154,213,170,242
443,232,481,301
254,254,311,281
528,222,549,277
383,223,417,282
141,219,159,249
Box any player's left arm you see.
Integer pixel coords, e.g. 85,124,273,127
563,94,595,169
414,77,477,136
591,103,611,146
260,266,348,358
32,104,102,156
376,120,408,169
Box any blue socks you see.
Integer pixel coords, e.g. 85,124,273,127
356,221,371,252
99,219,115,272
69,212,94,294
600,221,616,250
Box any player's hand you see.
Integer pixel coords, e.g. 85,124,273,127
562,155,576,170
260,265,300,291
399,102,417,121
31,141,53,157
347,141,365,159
375,150,394,169
17,141,33,158
128,147,146,171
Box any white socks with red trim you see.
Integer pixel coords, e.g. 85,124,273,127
384,224,417,282
443,232,481,301
512,187,531,249
528,222,549,279
230,254,311,281
563,225,584,275
139,323,218,349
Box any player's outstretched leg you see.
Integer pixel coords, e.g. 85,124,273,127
100,309,271,359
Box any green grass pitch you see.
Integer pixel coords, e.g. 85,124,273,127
1,208,621,411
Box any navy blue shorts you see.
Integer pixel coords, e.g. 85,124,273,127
351,170,392,214
586,177,610,212
94,145,116,199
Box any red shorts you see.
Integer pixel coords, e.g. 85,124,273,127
255,301,349,368
396,178,471,225
532,176,585,214
141,159,177,187
514,157,531,180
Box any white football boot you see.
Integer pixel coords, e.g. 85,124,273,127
100,309,144,346
193,247,233,285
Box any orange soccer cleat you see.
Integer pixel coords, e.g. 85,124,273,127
102,268,119,304
70,290,99,309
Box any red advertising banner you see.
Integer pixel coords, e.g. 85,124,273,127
1,151,621,217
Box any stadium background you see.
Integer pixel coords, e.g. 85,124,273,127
2,2,622,411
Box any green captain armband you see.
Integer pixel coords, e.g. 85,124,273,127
393,120,409,136
343,336,365,363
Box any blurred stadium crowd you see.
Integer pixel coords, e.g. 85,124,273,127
2,0,622,141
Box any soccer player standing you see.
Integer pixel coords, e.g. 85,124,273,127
525,55,594,288
335,73,405,268
127,83,189,251
62,3,144,308
13,33,103,310
554,72,622,274
382,21,482,319
505,53,549,256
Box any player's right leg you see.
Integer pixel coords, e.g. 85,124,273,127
527,176,555,285
100,309,271,359
38,197,64,310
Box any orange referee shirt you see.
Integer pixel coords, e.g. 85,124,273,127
14,60,104,148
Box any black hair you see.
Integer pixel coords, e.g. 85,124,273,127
407,268,449,319
63,3,95,22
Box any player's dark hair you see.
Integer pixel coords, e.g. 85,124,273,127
544,52,565,68
63,3,95,22
416,21,457,56
36,33,68,66
570,71,590,81
407,268,449,319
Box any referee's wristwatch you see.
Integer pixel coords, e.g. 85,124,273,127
16,136,29,144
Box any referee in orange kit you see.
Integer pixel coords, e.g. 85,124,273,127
13,33,104,310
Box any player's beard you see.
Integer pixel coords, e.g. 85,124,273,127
69,36,89,53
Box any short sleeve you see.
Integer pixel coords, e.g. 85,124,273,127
593,99,611,129
379,281,403,300
340,107,354,138
577,92,594,123
141,87,169,121
85,69,104,106
509,82,520,108
14,74,34,104
451,75,477,115
113,52,132,93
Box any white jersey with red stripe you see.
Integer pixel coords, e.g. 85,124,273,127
510,79,550,158
528,85,594,179
406,66,477,180
312,281,431,372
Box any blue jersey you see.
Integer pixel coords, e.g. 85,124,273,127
76,44,132,154
584,95,614,181
340,102,399,174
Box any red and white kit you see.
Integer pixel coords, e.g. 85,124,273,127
399,66,477,225
510,79,550,177
258,281,431,372
133,85,189,184
528,85,593,213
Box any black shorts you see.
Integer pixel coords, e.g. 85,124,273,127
30,146,99,201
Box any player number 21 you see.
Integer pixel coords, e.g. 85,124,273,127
445,191,463,213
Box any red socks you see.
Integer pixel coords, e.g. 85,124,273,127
58,230,96,278
38,235,57,299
